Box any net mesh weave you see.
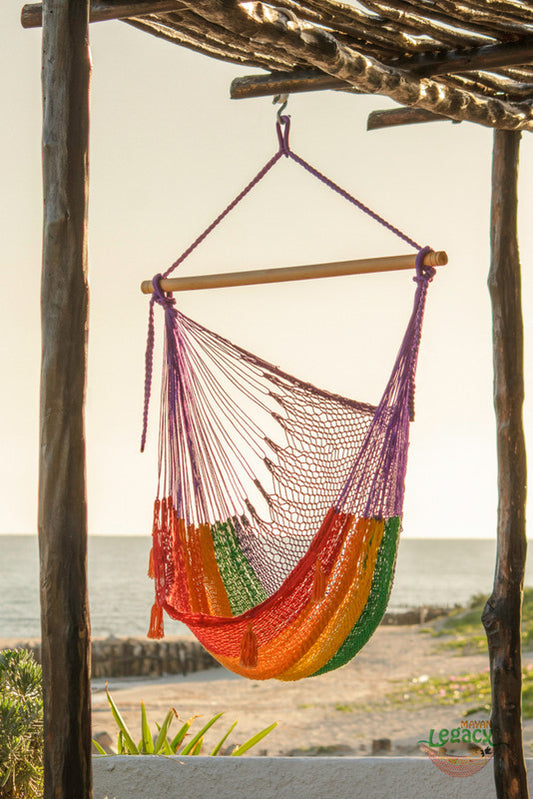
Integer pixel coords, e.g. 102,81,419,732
146,254,433,681
142,119,436,680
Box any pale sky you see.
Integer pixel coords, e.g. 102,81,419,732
1,2,532,538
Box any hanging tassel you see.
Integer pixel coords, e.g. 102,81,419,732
240,622,258,667
147,601,164,639
147,547,155,579
311,558,326,603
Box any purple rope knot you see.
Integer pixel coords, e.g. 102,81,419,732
152,272,165,300
276,116,291,157
414,246,436,284
151,273,177,313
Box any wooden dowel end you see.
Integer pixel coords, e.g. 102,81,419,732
140,250,447,295
425,250,448,266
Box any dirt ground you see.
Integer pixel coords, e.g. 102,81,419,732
88,625,533,757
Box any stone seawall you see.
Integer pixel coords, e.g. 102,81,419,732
2,637,220,679
1,607,451,679
382,606,450,625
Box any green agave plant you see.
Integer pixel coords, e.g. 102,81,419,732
0,649,43,799
95,686,277,757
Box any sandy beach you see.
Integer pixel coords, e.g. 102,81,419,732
4,623,531,757
86,625,533,758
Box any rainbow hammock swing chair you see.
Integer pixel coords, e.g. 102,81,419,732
141,115,440,682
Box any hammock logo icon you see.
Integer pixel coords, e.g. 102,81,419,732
418,723,493,778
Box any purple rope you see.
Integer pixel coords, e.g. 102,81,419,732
141,143,285,450
408,246,435,421
278,116,422,251
161,149,284,280
141,274,178,452
142,115,432,450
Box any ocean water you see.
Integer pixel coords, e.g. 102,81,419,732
0,535,532,640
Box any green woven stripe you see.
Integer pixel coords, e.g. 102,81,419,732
311,516,401,677
212,519,268,615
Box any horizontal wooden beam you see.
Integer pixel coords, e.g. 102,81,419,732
230,36,533,100
21,0,180,27
229,70,358,100
406,35,533,78
367,107,456,130
141,250,448,294
230,69,352,100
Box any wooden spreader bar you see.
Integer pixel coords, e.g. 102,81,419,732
141,250,447,294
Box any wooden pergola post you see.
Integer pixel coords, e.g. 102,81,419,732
483,129,528,798
27,5,529,798
40,1,92,797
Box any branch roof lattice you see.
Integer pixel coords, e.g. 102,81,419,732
122,0,533,130
22,0,533,128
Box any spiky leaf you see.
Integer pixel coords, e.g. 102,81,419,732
210,720,238,756
180,712,224,755
230,722,278,756
140,702,154,754
106,687,138,754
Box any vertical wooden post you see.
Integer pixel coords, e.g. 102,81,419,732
483,129,528,798
40,1,92,797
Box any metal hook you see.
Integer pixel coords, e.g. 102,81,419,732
273,93,289,121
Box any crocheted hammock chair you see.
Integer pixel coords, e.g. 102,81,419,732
141,116,437,682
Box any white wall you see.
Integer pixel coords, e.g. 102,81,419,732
93,755,533,799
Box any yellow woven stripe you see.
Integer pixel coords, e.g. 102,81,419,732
277,518,385,680
214,515,378,680
198,523,233,617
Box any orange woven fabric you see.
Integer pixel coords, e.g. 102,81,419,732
151,502,385,679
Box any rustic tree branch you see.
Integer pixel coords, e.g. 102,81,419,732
40,0,92,797
367,107,454,129
22,0,181,27
482,129,528,799
125,16,295,71
230,69,353,99
442,72,533,102
359,0,531,39
403,36,533,78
